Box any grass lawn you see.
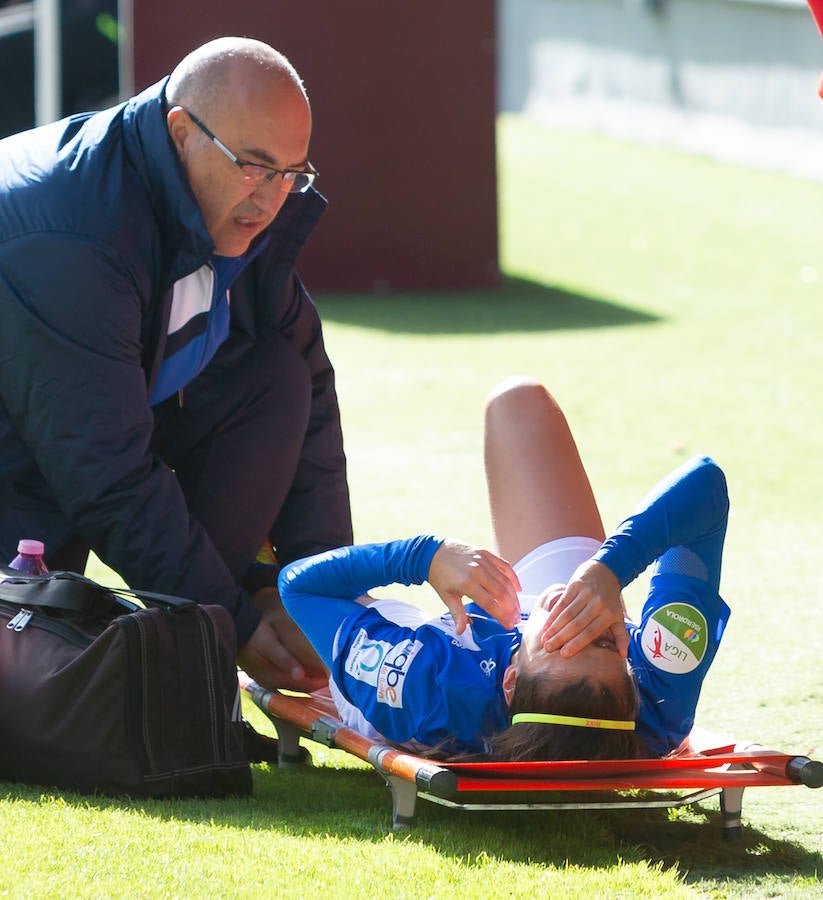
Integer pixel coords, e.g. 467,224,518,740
1,115,821,898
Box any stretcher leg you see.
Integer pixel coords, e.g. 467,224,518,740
720,786,745,841
383,774,418,831
271,716,309,768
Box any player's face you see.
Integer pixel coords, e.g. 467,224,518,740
514,588,630,688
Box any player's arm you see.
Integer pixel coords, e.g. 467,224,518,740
541,455,729,656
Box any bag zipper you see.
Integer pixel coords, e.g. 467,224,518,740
0,600,93,648
6,608,33,631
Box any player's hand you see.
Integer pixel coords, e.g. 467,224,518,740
237,586,328,693
427,540,521,633
539,559,629,658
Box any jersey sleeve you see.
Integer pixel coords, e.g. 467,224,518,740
590,455,732,755
628,576,730,755
278,536,442,667
592,455,729,592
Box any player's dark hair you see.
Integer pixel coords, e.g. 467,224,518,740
483,668,646,762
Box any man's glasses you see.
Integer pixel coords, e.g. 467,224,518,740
185,109,317,194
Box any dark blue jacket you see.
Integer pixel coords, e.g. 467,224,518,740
0,78,352,642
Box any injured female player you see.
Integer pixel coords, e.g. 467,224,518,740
277,376,731,762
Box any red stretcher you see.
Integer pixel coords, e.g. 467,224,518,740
238,673,823,837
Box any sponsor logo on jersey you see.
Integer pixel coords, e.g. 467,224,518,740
344,629,390,686
344,629,422,708
640,602,709,674
479,658,496,677
376,638,423,709
435,613,481,650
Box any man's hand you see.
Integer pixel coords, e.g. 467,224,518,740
539,559,629,658
427,540,521,633
237,586,328,693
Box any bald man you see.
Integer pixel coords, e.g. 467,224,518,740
0,38,353,694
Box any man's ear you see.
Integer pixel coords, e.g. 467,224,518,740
166,106,190,154
502,663,518,705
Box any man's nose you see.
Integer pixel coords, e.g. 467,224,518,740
250,179,287,216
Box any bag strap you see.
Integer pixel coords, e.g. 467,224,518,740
0,569,127,615
115,585,196,611
0,568,196,616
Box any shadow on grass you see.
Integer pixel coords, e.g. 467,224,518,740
3,765,820,888
314,276,662,336
608,803,823,889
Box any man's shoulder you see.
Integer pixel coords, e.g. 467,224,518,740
0,107,147,239
0,80,211,279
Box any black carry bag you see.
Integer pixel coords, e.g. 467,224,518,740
0,568,253,798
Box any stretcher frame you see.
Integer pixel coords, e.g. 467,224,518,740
239,674,823,836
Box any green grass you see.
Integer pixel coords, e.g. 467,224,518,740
2,115,821,898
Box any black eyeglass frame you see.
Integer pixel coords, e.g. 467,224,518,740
185,109,318,193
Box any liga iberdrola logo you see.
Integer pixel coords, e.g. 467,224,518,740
640,603,708,674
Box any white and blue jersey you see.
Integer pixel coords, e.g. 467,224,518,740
280,455,731,757
279,535,515,754
330,601,516,753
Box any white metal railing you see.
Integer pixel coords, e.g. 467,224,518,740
34,0,60,125
0,0,132,129
0,2,34,37
117,0,132,102
0,0,60,125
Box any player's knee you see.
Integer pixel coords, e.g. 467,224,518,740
485,376,559,427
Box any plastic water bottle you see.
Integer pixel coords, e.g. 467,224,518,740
7,539,49,575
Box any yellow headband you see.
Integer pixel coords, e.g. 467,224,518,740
511,713,636,731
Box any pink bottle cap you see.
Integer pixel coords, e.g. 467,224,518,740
17,539,45,556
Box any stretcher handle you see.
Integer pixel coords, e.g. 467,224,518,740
785,757,823,788
367,745,457,799
735,742,823,787
238,674,458,798
296,710,457,798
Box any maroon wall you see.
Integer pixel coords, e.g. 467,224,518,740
133,3,499,292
